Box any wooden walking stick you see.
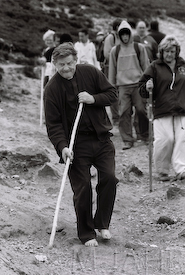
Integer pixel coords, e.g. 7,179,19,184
40,66,45,126
148,87,153,192
49,102,83,248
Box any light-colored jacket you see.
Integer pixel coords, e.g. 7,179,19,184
74,40,101,69
109,21,150,87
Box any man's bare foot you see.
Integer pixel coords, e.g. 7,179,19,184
99,229,111,240
84,239,98,247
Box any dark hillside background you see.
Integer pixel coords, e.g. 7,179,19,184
1,0,185,57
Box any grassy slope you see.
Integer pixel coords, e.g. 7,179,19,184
1,0,185,57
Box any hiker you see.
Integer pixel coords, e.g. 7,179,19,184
103,18,122,78
104,18,122,125
95,31,105,71
134,21,158,62
148,20,165,45
39,32,73,86
109,20,150,150
44,32,73,62
45,33,74,81
139,35,185,181
43,29,55,53
41,29,55,86
44,42,119,246
74,29,100,69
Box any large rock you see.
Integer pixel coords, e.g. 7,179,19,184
38,163,61,178
157,216,175,225
167,186,185,199
0,146,50,173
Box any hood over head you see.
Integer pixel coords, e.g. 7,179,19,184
118,21,133,44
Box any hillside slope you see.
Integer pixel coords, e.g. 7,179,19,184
0,16,185,275
1,0,185,57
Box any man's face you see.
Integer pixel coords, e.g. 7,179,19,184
79,32,88,43
137,23,146,37
163,46,176,64
55,54,77,80
121,34,130,44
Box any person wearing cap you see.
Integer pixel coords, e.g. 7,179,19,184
139,35,185,181
44,42,119,247
109,20,149,150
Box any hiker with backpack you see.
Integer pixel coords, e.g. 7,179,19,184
109,20,150,150
96,31,105,72
104,18,122,125
134,21,158,62
103,18,122,77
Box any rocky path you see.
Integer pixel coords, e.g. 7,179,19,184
0,16,185,275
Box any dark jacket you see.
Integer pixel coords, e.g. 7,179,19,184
139,57,185,119
148,30,165,45
44,64,118,159
133,34,158,62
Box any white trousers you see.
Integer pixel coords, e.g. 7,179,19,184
153,116,185,176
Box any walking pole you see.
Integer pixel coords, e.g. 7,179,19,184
49,102,83,248
40,66,45,126
148,87,153,192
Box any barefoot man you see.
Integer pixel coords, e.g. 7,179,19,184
44,42,119,246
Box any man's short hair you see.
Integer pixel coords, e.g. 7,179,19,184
54,33,73,44
136,21,146,29
60,33,73,44
150,20,159,31
79,28,89,35
119,28,131,36
52,42,77,64
112,18,122,31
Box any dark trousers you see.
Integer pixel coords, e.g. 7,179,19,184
68,134,118,244
110,100,120,124
118,85,149,143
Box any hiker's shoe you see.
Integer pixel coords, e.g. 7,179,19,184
158,173,170,182
122,141,133,150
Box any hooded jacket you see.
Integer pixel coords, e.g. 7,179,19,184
139,57,185,119
108,20,150,87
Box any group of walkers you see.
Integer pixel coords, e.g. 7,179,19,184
42,18,185,247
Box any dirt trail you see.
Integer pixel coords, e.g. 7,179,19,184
0,17,185,275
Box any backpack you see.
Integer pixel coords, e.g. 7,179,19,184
96,40,105,62
96,32,116,63
115,42,142,68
